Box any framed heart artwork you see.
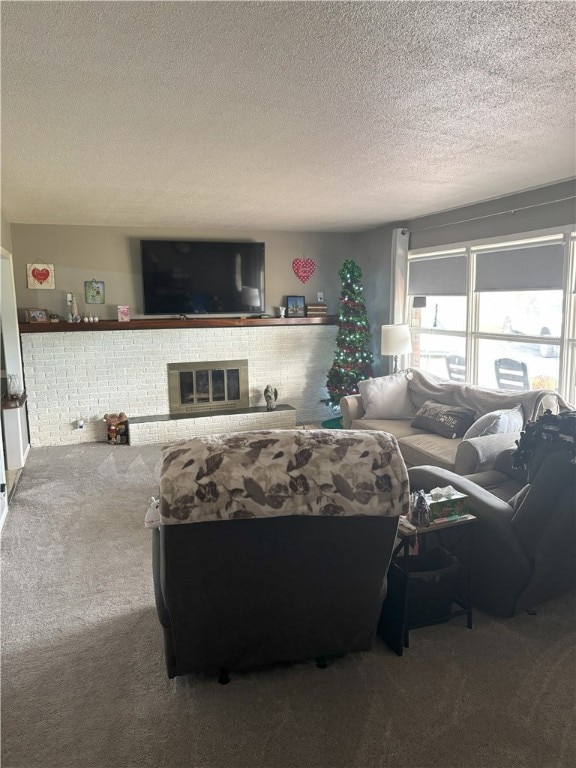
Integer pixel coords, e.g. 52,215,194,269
27,263,55,290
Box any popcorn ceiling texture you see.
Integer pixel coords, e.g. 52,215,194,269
2,2,574,231
20,326,337,447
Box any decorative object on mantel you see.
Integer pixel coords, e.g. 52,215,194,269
103,412,129,444
118,305,130,322
306,302,328,317
264,385,278,411
277,306,286,318
25,308,49,323
292,257,316,283
84,279,105,304
49,313,60,323
286,295,306,317
68,292,81,323
26,261,55,289
326,258,373,408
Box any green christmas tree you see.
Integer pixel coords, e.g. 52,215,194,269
326,259,373,408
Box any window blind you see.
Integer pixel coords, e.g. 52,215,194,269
408,255,467,296
476,243,564,291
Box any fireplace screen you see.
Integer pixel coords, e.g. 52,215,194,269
168,360,249,416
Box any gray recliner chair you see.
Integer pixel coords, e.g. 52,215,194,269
152,429,408,678
408,412,576,617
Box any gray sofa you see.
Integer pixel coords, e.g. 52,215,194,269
340,368,571,474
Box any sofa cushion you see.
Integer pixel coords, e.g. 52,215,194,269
351,418,428,439
463,404,524,439
358,373,415,420
464,470,525,502
411,400,476,439
398,433,461,471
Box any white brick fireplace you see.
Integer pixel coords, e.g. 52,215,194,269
20,324,338,446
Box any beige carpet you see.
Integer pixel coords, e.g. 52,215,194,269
1,443,575,768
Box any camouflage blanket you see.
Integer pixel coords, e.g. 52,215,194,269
158,429,409,524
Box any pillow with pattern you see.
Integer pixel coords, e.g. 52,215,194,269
411,400,476,439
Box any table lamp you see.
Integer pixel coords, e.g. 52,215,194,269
381,324,412,373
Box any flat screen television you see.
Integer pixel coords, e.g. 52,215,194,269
140,240,265,315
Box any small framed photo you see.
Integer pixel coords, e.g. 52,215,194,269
286,295,306,317
117,305,131,322
85,279,105,304
26,308,49,323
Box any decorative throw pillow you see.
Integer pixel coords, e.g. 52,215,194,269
411,400,476,439
358,372,415,420
463,404,524,440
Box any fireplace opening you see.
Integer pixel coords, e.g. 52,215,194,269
168,360,249,416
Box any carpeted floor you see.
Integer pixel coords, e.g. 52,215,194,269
1,444,575,768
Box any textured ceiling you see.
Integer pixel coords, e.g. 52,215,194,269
1,1,575,232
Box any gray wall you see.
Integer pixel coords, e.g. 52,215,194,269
352,224,396,376
9,225,354,321
405,179,575,252
7,180,575,374
353,180,576,375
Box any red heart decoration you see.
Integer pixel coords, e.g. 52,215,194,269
31,267,50,284
292,258,316,283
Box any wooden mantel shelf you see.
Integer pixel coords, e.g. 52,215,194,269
19,316,337,333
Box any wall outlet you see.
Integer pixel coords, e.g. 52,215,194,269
317,291,324,302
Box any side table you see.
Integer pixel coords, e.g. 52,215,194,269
378,514,476,656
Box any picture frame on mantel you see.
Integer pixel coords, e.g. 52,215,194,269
286,295,306,318
25,308,49,323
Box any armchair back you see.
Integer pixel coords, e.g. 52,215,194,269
153,429,408,677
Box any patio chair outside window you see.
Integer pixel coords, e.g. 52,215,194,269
446,355,466,382
494,358,529,392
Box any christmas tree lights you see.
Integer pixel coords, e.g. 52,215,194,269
326,259,373,407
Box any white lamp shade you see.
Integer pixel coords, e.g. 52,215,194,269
381,324,413,356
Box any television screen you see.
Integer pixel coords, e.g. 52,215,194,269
140,240,265,315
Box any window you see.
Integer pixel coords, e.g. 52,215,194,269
406,233,575,402
408,253,467,379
